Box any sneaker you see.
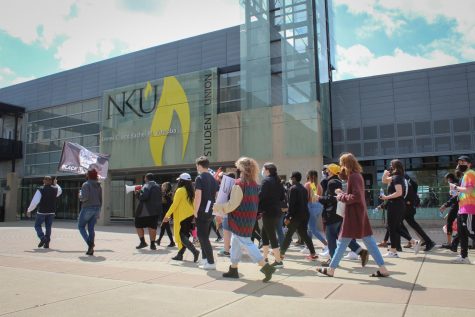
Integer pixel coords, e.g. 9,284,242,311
198,259,208,267
383,252,399,258
403,242,412,248
38,237,46,248
167,242,176,248
136,241,148,249
300,247,310,255
319,249,330,258
215,238,223,243
271,261,284,268
202,262,217,270
344,251,358,260
413,240,421,255
306,254,318,261
440,243,451,249
451,256,471,264
321,246,329,254
424,241,436,252
217,250,230,257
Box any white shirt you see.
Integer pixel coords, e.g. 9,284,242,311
27,185,62,214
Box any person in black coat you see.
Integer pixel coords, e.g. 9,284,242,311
135,173,163,250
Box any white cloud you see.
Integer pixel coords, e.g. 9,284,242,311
0,0,242,70
334,44,459,80
0,67,36,88
0,67,14,76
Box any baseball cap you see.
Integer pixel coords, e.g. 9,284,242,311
322,165,328,171
457,155,471,163
177,173,192,181
327,164,341,175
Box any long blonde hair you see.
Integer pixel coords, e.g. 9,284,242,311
339,152,362,177
235,157,259,183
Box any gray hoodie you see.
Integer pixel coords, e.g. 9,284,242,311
80,180,102,208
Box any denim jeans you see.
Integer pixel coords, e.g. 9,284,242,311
230,233,264,265
325,221,362,257
78,206,100,245
307,202,326,243
330,236,385,269
275,213,285,246
34,214,54,242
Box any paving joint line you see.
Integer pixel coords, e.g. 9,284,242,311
401,253,426,317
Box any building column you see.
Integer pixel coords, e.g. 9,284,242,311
97,172,111,226
5,172,19,221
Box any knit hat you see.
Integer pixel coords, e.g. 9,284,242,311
327,164,341,175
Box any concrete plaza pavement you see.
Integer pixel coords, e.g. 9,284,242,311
0,221,474,317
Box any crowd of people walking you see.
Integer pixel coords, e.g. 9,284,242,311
27,153,475,283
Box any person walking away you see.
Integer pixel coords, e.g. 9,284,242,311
304,170,328,253
449,155,475,264
163,173,200,262
27,176,62,249
194,156,219,270
156,182,175,247
78,169,102,255
317,153,389,278
214,157,276,282
134,173,163,250
280,172,318,260
259,162,285,267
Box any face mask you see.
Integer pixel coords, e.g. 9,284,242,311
458,165,468,173
322,171,328,179
261,170,266,177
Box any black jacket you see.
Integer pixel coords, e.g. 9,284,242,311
38,185,58,214
259,176,285,218
319,176,343,225
287,183,309,221
135,181,163,217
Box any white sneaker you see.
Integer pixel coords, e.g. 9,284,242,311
300,247,310,255
198,259,207,267
202,262,217,270
413,240,421,255
319,249,330,258
383,252,399,258
451,256,471,264
343,251,359,260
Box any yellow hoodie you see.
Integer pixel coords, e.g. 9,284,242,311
164,187,194,249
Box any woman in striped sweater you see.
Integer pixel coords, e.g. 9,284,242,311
214,157,276,282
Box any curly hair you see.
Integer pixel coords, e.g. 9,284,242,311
236,157,259,183
339,153,362,174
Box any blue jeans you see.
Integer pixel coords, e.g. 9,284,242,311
275,213,285,246
34,214,54,242
230,233,264,265
325,221,362,257
78,206,100,245
307,202,326,244
330,236,385,269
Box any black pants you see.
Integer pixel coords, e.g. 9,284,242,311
446,205,458,235
208,217,222,239
384,222,411,242
280,217,315,255
158,222,174,243
261,216,280,249
251,220,261,242
387,200,404,251
404,205,432,243
458,214,475,258
196,217,214,264
177,216,198,256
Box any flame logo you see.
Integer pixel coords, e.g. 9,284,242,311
149,77,190,166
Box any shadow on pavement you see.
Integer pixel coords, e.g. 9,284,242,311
79,255,106,262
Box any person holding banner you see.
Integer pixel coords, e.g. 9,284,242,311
78,169,102,255
27,176,62,249
134,173,163,250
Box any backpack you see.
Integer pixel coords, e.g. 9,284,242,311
404,176,420,208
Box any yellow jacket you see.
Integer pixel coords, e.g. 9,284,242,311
164,187,194,249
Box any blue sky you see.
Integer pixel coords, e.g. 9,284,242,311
0,0,474,88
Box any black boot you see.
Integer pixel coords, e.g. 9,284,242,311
86,241,94,256
172,247,186,261
193,249,200,263
150,241,157,250
260,263,276,282
136,237,148,249
223,265,239,278
38,237,46,248
43,241,50,249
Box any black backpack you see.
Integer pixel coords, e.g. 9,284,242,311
404,176,420,208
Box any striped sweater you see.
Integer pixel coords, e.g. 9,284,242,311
228,179,259,237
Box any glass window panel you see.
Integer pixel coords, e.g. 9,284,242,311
49,151,61,162
346,128,360,141
415,121,431,135
81,123,100,135
397,123,413,137
28,112,38,122
82,99,100,112
347,143,361,157
381,140,396,155
398,139,413,154
379,124,394,139
332,129,343,142
332,143,345,158
83,135,99,147
453,118,470,133
68,102,82,114
454,134,472,150
81,111,99,123
36,153,49,164
52,105,67,116
363,142,379,156
433,119,450,134
363,126,377,139
416,137,433,152
435,136,452,151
